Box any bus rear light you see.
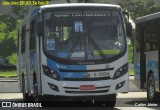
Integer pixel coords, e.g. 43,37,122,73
116,81,125,90
48,82,59,92
42,65,61,81
113,63,128,79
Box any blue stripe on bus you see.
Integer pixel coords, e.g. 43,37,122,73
47,58,86,79
135,61,159,76
134,61,159,89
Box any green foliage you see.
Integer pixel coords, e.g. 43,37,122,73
122,0,160,21
0,23,7,32
0,71,17,77
0,16,20,64
129,69,134,75
128,44,133,64
12,6,27,19
6,53,17,65
0,15,17,32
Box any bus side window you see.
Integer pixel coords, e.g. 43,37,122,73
21,25,26,54
30,20,36,50
144,22,158,52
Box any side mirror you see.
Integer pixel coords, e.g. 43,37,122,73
126,23,132,37
123,11,129,21
37,22,43,37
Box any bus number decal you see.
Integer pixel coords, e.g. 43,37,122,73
94,72,110,77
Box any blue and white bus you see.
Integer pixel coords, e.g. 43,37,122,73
18,3,131,106
134,12,160,101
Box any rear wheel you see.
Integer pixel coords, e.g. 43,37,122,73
147,74,160,101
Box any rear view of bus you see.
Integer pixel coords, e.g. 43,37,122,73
19,3,130,107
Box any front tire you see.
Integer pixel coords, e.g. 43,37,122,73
33,75,44,101
22,76,31,101
94,94,116,107
33,75,39,101
103,94,116,107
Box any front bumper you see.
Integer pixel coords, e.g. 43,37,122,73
41,73,129,96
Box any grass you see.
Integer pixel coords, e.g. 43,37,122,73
129,69,134,76
0,71,17,77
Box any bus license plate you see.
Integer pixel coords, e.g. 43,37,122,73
80,85,95,90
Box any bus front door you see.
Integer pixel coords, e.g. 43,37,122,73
140,27,146,89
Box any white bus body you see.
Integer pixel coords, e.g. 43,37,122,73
135,12,160,101
17,3,129,106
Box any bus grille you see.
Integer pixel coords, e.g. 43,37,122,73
63,77,110,81
64,86,110,94
65,90,109,94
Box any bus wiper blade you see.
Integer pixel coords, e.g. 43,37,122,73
66,37,80,60
88,37,107,60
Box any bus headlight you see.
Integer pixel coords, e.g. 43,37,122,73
113,63,128,79
42,65,61,81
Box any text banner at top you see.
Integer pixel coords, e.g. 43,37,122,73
1,0,49,6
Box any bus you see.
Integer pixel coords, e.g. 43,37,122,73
17,3,131,106
134,12,160,101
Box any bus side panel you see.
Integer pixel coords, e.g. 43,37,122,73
21,25,27,92
134,53,141,89
145,51,159,92
18,28,22,92
134,25,141,89
28,14,41,95
25,21,31,93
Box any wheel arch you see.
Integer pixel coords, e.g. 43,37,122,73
147,70,154,82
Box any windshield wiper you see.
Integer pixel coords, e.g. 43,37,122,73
66,36,80,60
88,37,107,60
66,26,82,60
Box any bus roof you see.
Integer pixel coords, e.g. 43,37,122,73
19,3,121,28
39,3,121,10
136,12,160,24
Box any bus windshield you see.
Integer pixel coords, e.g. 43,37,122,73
44,10,125,63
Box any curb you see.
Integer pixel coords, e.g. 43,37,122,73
0,80,18,82
0,76,18,82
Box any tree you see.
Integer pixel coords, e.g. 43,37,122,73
122,0,160,21
0,14,17,32
11,5,27,19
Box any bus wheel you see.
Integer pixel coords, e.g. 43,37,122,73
33,76,39,101
95,94,116,107
22,76,29,101
104,94,116,107
147,74,158,101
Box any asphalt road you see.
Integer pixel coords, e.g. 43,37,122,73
0,92,160,110
0,77,160,109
